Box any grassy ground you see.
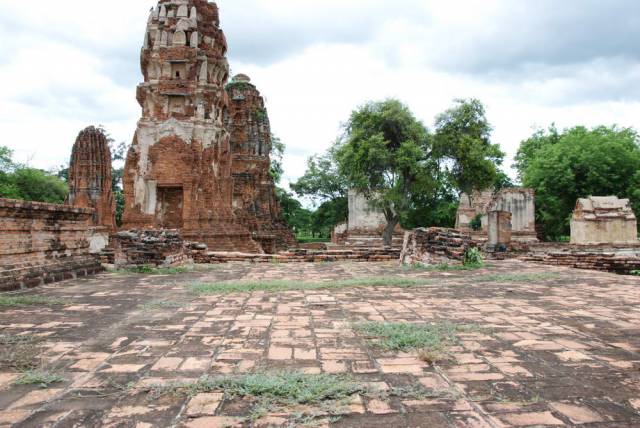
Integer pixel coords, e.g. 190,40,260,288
475,273,559,283
138,299,188,311
125,266,194,275
0,295,66,307
190,277,433,295
13,370,65,388
405,262,485,272
0,334,45,371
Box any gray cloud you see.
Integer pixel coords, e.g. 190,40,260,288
217,0,430,65
401,0,640,73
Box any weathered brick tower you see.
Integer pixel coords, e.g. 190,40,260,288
226,74,297,252
66,126,116,230
122,0,261,252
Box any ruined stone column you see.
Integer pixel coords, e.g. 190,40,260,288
225,74,297,252
122,0,261,252
66,126,116,231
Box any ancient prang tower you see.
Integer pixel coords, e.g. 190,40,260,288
226,74,297,252
66,126,116,230
122,0,262,252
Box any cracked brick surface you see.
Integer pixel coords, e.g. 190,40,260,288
1,261,639,427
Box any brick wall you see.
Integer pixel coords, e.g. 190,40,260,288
522,250,640,274
112,230,191,269
400,228,473,265
0,198,102,291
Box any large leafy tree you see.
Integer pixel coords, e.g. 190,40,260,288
334,99,437,246
516,125,640,240
434,99,505,204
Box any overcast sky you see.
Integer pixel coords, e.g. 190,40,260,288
1,0,639,189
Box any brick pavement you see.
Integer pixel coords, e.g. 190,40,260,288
1,261,639,427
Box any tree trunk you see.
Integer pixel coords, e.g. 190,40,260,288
382,216,400,247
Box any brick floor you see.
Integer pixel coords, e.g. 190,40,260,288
1,260,640,427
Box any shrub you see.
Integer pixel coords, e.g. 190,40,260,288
469,214,483,231
463,247,483,267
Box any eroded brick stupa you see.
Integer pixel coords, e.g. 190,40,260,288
66,126,116,230
122,0,262,252
226,74,297,252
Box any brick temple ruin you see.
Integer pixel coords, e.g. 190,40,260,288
226,74,297,252
571,196,638,245
121,0,294,253
66,127,116,231
456,188,538,242
65,126,116,253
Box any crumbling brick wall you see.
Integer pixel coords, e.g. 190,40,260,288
112,230,190,269
0,199,102,291
400,228,473,265
523,250,640,274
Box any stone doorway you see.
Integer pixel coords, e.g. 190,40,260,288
156,186,183,229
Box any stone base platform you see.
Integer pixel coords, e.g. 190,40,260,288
189,247,401,264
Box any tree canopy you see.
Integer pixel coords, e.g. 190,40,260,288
334,99,437,245
516,125,640,239
0,146,68,204
434,99,505,200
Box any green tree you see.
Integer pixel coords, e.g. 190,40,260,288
516,125,640,240
291,147,348,203
0,146,19,198
434,99,505,203
270,134,286,184
310,197,348,238
0,146,68,203
334,99,437,246
8,167,68,204
276,187,313,234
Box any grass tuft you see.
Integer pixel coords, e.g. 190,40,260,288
0,334,45,371
151,371,365,403
0,295,66,307
190,277,432,295
476,273,559,283
354,321,475,363
127,265,193,275
138,299,187,310
13,370,65,388
405,262,483,272
148,371,366,425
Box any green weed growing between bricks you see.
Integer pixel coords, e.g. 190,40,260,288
354,321,477,364
0,334,45,371
147,371,369,425
190,277,433,295
13,370,65,388
1,334,64,387
475,272,559,283
0,295,67,307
